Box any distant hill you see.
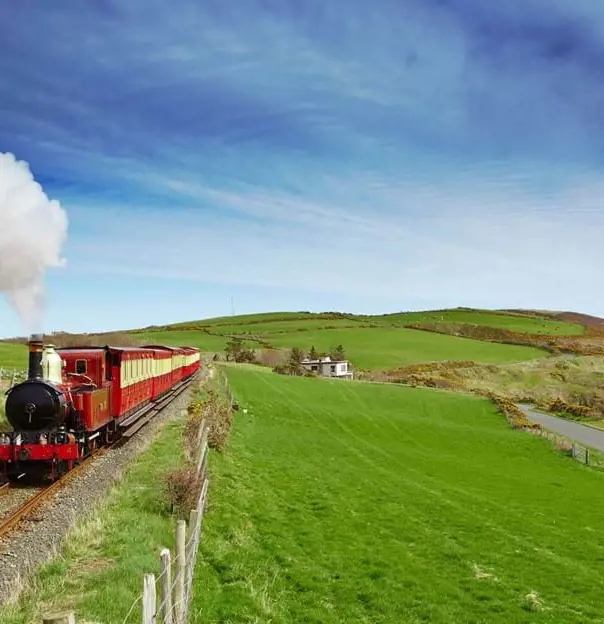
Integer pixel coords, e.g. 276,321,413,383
125,307,589,371
139,307,585,336
2,307,601,373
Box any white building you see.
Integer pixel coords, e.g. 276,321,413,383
301,356,353,379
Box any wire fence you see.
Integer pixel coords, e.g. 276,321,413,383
43,397,215,624
522,424,604,468
0,369,27,386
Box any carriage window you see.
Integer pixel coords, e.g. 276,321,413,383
76,360,87,375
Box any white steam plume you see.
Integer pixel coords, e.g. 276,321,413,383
0,152,68,333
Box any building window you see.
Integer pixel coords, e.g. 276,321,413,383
311,365,318,371
330,365,336,374
76,360,87,375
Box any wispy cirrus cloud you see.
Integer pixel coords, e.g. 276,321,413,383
1,0,604,334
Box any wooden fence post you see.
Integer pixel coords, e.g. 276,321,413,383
143,573,157,624
187,509,199,566
174,520,187,623
43,614,76,624
159,549,173,624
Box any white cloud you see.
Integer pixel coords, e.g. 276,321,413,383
61,170,604,316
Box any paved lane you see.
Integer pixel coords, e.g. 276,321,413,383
517,403,604,452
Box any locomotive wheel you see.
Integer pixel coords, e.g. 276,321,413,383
49,458,69,482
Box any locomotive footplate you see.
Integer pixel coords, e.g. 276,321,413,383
0,430,80,462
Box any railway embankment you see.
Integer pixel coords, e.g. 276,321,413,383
0,362,234,624
0,370,205,614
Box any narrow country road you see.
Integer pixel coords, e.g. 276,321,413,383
517,403,604,452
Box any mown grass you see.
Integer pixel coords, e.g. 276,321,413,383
0,417,189,624
267,326,546,369
190,367,604,623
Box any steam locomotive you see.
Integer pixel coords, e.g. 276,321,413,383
0,335,200,482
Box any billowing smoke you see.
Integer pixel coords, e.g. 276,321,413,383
0,152,68,333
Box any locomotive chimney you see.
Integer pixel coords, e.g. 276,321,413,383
27,333,44,380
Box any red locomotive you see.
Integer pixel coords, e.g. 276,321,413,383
0,335,200,482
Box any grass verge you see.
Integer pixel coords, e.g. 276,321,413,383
189,367,604,623
0,418,189,623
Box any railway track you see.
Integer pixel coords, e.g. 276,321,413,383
0,375,194,539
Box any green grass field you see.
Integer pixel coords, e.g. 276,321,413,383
267,326,545,369
131,329,235,352
190,367,604,623
0,342,27,370
195,318,376,335
161,308,584,336
130,326,546,370
375,309,584,335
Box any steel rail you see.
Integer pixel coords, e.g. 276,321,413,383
0,374,195,538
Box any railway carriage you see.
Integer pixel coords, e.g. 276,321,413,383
181,347,201,378
145,347,173,400
106,347,154,419
142,345,186,386
0,335,201,482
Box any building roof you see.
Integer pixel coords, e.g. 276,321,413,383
302,358,348,364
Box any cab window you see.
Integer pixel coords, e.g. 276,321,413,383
76,359,87,375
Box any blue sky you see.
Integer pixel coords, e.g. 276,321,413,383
1,0,604,337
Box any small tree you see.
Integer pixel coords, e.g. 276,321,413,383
289,347,304,367
330,344,346,360
225,337,244,362
308,345,318,360
225,337,256,363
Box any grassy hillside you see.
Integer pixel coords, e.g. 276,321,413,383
192,367,604,623
377,308,584,335
131,325,545,369
132,330,234,353
266,326,545,369
390,355,604,421
156,307,585,336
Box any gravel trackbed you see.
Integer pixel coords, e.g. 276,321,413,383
0,385,194,607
